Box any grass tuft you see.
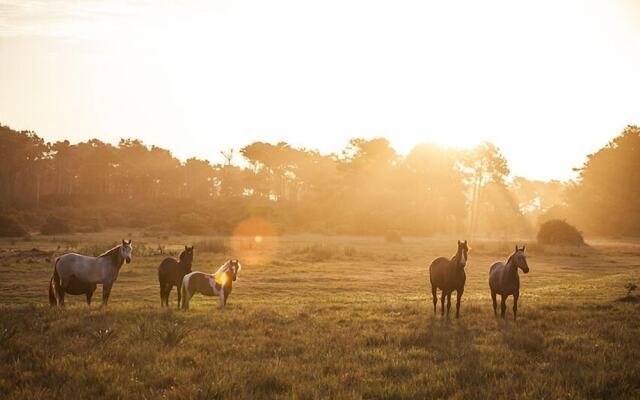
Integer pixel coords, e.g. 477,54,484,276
156,322,191,347
91,327,115,344
0,325,16,345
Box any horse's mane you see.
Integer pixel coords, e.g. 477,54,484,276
214,261,231,275
506,253,514,265
98,245,121,259
506,252,521,268
214,260,241,276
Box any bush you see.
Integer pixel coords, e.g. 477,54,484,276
193,239,227,254
40,215,71,235
0,215,27,237
292,243,337,262
537,219,584,245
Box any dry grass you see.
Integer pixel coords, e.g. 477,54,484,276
0,232,639,399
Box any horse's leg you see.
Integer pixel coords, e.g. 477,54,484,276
102,283,113,307
491,291,497,317
219,291,225,310
166,285,174,308
456,289,463,319
182,284,191,310
513,292,519,321
500,295,507,319
86,286,95,306
440,290,446,316
446,292,452,318
176,284,182,309
431,286,437,315
159,284,166,307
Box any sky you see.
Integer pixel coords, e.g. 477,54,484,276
1,0,639,181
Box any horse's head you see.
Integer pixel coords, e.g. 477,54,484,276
180,245,194,272
513,245,529,274
121,239,133,264
456,240,469,268
228,259,242,281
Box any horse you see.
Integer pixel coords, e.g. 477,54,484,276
429,240,469,318
49,240,133,307
158,245,194,308
181,259,241,311
489,246,530,320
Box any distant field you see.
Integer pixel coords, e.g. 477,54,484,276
1,232,639,399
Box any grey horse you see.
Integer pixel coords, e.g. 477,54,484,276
489,246,529,320
49,240,133,307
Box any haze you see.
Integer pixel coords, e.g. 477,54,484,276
1,0,640,180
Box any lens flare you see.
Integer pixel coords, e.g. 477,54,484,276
215,271,228,286
230,217,278,265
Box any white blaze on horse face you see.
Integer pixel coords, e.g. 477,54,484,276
121,244,132,264
459,251,466,267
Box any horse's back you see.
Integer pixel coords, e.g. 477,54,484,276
56,253,100,278
183,271,216,296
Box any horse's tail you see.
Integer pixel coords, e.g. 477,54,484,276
49,258,61,306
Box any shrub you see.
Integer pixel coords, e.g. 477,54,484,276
0,325,16,346
537,219,584,245
41,215,71,235
76,218,104,233
0,215,27,237
91,328,115,344
292,243,336,262
193,239,227,254
156,323,191,347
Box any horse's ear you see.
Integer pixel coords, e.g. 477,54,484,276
464,240,467,245
458,240,461,245
122,240,126,246
128,240,132,245
515,245,518,252
522,245,526,252
185,245,188,250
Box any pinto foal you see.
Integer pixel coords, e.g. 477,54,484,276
181,260,241,310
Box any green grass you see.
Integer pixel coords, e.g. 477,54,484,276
0,232,639,399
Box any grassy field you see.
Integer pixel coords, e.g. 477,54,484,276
0,232,639,399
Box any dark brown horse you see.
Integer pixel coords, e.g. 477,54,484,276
429,240,469,318
158,246,194,308
489,246,529,320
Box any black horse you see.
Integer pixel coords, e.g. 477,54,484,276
158,245,194,308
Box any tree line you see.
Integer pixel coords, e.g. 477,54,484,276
3,123,636,237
